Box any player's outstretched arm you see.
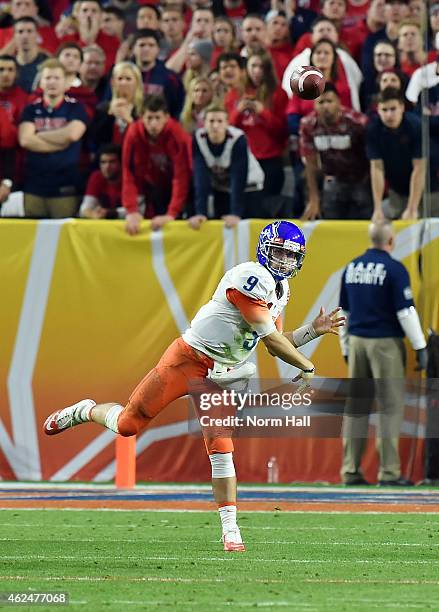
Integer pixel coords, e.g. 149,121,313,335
284,307,346,348
262,330,314,372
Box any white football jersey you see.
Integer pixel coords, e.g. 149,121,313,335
183,261,290,366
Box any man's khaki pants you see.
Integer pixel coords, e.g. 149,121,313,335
341,336,405,483
24,194,80,219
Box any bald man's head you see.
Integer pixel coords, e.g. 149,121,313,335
368,220,394,250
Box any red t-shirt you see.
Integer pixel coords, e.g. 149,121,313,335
225,86,288,159
345,0,370,25
269,44,296,83
400,59,424,79
0,105,17,148
85,169,122,211
0,85,29,124
293,33,312,57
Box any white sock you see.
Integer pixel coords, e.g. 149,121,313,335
219,505,238,534
104,404,124,433
73,399,96,423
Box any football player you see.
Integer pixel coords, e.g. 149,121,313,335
44,220,344,551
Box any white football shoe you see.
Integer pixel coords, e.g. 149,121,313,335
43,399,96,436
222,528,246,552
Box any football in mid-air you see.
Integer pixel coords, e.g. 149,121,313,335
290,66,326,100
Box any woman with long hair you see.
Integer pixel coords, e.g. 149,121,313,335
366,68,409,114
224,49,288,200
90,61,144,149
287,38,352,129
180,77,214,134
211,16,238,69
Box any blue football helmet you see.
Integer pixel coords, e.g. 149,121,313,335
257,221,306,281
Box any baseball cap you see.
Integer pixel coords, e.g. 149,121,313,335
265,9,287,24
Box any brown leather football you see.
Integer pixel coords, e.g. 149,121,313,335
290,66,326,100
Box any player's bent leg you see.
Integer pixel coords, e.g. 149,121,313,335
44,338,212,437
208,438,245,552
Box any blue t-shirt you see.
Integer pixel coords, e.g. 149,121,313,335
20,95,88,197
339,248,415,338
16,52,49,93
366,112,422,196
141,61,184,119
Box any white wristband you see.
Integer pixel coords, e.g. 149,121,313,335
292,322,319,347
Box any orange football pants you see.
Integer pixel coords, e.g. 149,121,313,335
117,337,235,454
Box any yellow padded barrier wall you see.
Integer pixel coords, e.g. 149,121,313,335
0,219,438,482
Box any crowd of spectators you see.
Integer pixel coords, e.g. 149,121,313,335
0,0,438,229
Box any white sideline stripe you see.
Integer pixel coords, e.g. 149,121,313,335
222,224,235,272
236,219,250,264
6,220,69,481
2,537,437,546
1,508,438,514
4,575,439,586
92,419,199,482
150,231,189,333
0,576,284,584
1,523,435,529
1,555,438,565
305,578,439,585
50,430,115,481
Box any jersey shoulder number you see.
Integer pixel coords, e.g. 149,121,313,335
229,261,275,302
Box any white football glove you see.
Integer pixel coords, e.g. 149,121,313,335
292,368,315,394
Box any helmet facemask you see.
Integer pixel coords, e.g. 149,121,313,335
265,241,305,279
